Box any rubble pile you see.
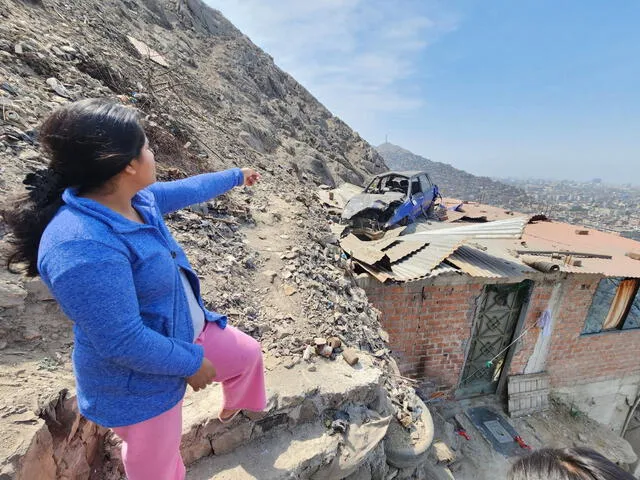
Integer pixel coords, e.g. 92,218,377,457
162,177,419,424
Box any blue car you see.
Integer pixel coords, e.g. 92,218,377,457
341,171,439,236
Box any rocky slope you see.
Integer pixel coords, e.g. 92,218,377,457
0,1,435,478
377,142,534,211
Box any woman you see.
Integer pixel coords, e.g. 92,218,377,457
5,99,266,479
508,447,635,480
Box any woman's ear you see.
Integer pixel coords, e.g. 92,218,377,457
123,161,138,176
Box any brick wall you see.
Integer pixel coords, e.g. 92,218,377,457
544,276,640,388
502,275,640,388
364,280,483,392
365,274,640,397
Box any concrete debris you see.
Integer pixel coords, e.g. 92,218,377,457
398,412,414,428
314,412,392,480
433,441,455,463
126,36,170,68
342,348,360,366
262,270,277,283
329,419,349,435
319,345,333,358
302,345,315,361
379,328,390,343
0,274,27,308
284,356,301,369
283,284,297,296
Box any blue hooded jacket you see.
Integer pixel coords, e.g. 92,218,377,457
38,168,244,427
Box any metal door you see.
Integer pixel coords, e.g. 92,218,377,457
457,282,530,397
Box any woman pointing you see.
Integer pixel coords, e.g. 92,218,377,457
5,98,266,480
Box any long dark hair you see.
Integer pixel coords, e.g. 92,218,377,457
508,447,635,480
4,99,145,276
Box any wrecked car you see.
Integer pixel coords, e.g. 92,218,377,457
341,171,439,237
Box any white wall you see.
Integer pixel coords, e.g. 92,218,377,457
553,375,640,432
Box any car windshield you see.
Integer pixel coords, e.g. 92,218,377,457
364,175,409,195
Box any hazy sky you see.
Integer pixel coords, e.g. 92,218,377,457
210,1,640,185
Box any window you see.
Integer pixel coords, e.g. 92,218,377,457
410,178,422,195
419,174,432,193
583,278,640,333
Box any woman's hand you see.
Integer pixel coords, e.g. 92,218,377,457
241,167,261,187
187,357,217,392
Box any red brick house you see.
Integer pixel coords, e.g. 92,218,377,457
343,202,640,430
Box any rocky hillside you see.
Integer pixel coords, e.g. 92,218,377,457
0,0,391,347
0,0,386,197
377,142,534,211
0,1,423,478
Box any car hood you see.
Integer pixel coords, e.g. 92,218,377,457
342,192,405,220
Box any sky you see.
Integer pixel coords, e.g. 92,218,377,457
209,1,640,185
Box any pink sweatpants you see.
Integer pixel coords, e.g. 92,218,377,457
112,323,266,480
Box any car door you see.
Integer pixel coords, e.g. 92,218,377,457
409,176,424,218
419,174,436,205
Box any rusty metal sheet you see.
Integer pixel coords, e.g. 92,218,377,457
345,205,640,284
379,226,407,240
442,198,523,223
518,221,640,278
445,210,467,222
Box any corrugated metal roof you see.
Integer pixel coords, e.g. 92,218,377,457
339,231,429,266
428,264,461,278
444,210,467,222
334,192,640,282
521,255,640,278
383,240,429,263
517,222,640,278
405,217,529,240
447,245,536,279
389,236,465,282
441,198,525,223
340,234,389,264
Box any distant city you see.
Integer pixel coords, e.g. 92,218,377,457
376,143,640,242
499,177,640,241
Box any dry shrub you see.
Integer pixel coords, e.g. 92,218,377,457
144,123,206,176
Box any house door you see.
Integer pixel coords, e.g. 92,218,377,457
457,282,531,398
